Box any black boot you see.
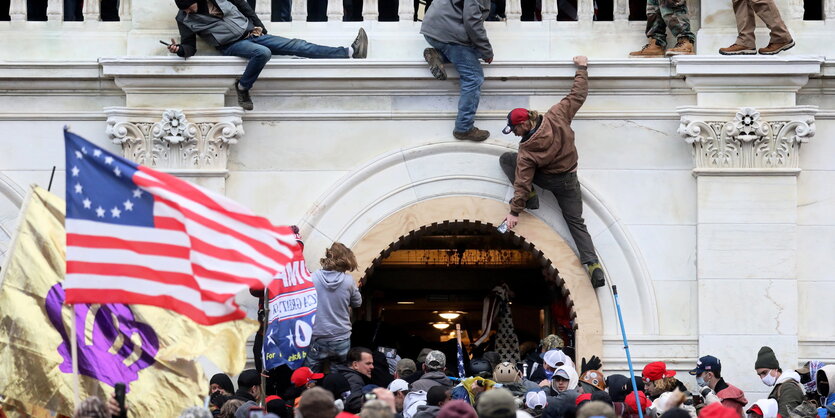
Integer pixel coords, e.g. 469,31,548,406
234,81,253,111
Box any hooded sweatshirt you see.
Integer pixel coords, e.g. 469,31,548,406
549,364,578,395
311,269,362,341
818,365,835,408
751,399,780,418
713,378,748,414
769,370,804,417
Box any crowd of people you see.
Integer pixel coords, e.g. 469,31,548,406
72,339,835,418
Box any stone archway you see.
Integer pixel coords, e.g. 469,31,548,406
340,196,603,362
298,140,660,367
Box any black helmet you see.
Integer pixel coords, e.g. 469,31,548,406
469,358,492,378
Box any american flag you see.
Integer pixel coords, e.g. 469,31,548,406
63,131,300,325
457,339,466,379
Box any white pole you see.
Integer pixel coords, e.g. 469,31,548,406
70,304,81,408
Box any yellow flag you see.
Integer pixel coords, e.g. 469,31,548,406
0,186,258,416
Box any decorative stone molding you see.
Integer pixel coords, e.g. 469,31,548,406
104,107,244,174
678,107,816,175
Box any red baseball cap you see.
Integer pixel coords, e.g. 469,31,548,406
291,367,324,387
642,361,676,383
575,393,592,406
502,108,530,134
624,391,649,413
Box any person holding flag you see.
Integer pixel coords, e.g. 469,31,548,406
305,243,363,373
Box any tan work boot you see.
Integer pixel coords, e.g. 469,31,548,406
629,38,665,58
759,39,795,55
666,38,694,56
719,43,756,55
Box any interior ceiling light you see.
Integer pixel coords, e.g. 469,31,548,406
438,312,460,320
432,322,451,330
397,301,415,305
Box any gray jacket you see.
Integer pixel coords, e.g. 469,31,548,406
420,0,493,60
311,269,362,342
175,0,264,57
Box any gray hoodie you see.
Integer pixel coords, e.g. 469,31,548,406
420,0,493,60
311,269,362,342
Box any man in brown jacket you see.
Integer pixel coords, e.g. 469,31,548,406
498,55,605,288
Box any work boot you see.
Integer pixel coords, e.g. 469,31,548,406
423,48,447,80
234,81,253,111
718,43,756,55
586,262,605,288
351,28,368,59
759,39,795,55
628,38,665,58
665,38,694,56
526,191,540,210
453,127,490,141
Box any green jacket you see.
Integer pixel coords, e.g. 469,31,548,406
768,371,804,417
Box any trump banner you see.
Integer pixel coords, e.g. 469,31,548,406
263,236,317,370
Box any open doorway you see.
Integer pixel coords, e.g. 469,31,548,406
350,221,576,367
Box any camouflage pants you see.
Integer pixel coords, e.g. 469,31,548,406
645,0,695,47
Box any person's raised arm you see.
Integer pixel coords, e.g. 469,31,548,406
462,0,493,62
546,56,589,121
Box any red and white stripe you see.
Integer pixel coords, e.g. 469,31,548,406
65,167,300,325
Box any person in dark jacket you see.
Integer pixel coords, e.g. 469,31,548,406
411,351,455,393
690,355,747,415
232,369,263,414
168,0,368,111
755,346,804,417
420,0,493,142
498,55,605,289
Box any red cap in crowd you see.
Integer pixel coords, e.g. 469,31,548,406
291,367,325,387
575,393,592,406
642,361,676,383
502,108,530,134
700,403,740,418
624,391,649,413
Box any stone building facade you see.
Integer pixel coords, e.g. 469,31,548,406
0,0,834,405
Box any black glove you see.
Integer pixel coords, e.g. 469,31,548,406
581,355,602,373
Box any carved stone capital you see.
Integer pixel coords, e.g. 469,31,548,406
104,107,244,174
678,106,817,176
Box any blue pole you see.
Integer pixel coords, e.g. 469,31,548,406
613,285,644,418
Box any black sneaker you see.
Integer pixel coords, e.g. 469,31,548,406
587,262,605,288
351,28,368,59
234,81,253,111
453,127,489,141
526,193,540,210
423,48,447,80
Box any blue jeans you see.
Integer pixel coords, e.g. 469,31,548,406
304,337,351,373
425,36,485,133
221,34,349,90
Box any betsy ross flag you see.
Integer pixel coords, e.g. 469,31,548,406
63,131,300,325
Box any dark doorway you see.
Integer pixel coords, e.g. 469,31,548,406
353,221,575,364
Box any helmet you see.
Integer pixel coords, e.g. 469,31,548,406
493,362,520,384
469,359,492,378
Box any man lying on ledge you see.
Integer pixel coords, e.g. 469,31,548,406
167,0,368,111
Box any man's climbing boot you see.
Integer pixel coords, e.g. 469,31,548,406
234,81,253,111
666,37,694,56
453,127,489,141
424,48,447,80
587,262,606,288
629,38,665,58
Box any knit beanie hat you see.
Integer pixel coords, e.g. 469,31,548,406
175,0,198,9
755,346,780,370
438,400,479,418
210,373,235,394
476,389,517,418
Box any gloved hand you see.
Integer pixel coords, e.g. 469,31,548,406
581,355,602,373
700,386,721,405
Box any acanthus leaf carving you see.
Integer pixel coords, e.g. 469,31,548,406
106,108,243,172
679,107,815,172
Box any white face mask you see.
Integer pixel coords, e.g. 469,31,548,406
762,371,777,387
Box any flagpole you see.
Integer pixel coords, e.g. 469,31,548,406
260,287,269,406
70,303,80,408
